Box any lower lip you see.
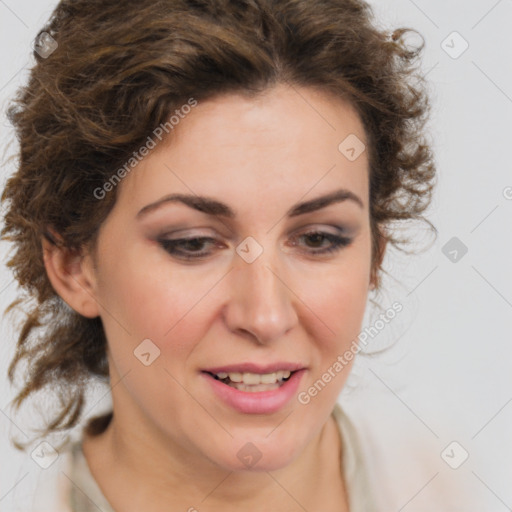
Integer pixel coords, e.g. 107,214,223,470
202,370,305,414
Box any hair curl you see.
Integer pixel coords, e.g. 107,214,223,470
1,0,436,444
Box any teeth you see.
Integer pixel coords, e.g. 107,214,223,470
228,372,243,383
243,372,262,385
232,383,280,392
277,370,291,380
260,372,277,384
214,370,292,385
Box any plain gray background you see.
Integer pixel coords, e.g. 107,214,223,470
0,0,511,510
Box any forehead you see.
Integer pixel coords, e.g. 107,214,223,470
117,84,369,215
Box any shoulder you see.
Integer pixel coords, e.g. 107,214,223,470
5,439,76,512
5,436,114,512
334,392,477,511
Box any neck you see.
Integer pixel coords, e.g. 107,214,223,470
83,405,348,512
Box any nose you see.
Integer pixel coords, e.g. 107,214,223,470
222,247,298,345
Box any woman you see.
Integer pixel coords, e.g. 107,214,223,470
2,0,437,510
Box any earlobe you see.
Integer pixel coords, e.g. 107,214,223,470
42,233,100,318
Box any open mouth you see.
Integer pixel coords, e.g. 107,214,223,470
202,366,305,414
206,370,294,392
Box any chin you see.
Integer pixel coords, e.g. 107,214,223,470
206,431,308,473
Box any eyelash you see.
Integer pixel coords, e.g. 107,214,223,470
158,230,352,261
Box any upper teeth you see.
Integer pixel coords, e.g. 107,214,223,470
215,371,291,385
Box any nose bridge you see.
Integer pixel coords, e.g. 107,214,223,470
224,241,297,343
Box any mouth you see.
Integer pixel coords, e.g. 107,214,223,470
201,363,306,414
206,370,294,392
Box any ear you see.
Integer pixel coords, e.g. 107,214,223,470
369,228,387,290
41,232,100,318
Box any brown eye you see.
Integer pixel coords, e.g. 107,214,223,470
293,231,352,255
158,237,218,260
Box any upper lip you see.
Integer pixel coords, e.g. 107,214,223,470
203,362,306,374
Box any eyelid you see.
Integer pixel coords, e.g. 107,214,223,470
157,223,350,242
156,226,354,262
155,222,357,240
296,224,348,234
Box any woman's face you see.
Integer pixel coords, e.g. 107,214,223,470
85,84,373,471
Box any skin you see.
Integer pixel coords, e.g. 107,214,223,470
43,83,382,512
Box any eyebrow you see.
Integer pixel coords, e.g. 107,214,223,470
136,188,364,219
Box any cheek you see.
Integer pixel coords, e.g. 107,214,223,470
299,241,372,345
96,248,221,366
310,270,369,352
295,271,369,409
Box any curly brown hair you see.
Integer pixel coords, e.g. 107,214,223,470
1,0,435,445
